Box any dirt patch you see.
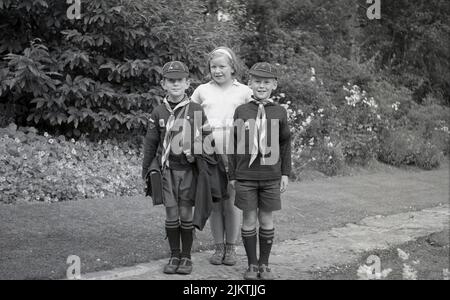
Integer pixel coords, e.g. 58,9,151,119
310,230,450,280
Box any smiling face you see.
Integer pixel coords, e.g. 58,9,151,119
248,76,278,100
161,77,190,102
209,55,234,86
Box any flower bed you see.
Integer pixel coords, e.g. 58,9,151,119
0,124,143,204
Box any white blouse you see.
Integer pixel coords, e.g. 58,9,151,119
191,80,253,154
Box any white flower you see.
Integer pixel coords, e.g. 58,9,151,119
15,138,20,143
402,264,418,280
391,101,400,111
48,139,54,144
279,93,285,98
318,108,324,113
71,138,75,143
71,149,77,155
44,132,49,138
312,157,316,161
397,248,409,261
311,67,316,75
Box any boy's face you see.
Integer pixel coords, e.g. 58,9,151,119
248,76,277,100
161,77,190,98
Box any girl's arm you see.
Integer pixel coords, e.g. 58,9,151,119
191,86,202,105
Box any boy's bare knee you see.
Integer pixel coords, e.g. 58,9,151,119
242,210,257,230
165,206,179,221
258,211,274,229
179,206,193,222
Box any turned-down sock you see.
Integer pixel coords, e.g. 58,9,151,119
241,228,258,266
258,228,274,266
181,221,194,259
165,219,180,258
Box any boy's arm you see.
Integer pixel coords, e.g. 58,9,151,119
142,110,160,180
279,108,292,179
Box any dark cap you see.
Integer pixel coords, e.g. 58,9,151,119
162,61,189,79
249,62,278,79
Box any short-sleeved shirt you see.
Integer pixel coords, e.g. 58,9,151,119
191,80,252,153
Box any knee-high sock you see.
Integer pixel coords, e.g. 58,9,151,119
181,220,194,259
241,228,258,266
165,219,180,258
258,228,274,266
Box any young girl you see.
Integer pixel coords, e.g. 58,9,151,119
191,46,252,266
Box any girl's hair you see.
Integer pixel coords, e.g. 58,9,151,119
207,46,241,79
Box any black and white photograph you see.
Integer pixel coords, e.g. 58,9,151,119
0,0,448,286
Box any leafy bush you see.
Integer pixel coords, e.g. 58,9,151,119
378,128,444,169
415,142,444,170
0,123,143,204
0,0,237,139
335,83,383,165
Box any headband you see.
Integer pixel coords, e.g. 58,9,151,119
212,48,233,61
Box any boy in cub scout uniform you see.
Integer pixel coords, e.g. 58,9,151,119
142,61,211,275
229,62,292,280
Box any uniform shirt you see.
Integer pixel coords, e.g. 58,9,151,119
191,80,252,153
142,96,211,177
228,101,292,181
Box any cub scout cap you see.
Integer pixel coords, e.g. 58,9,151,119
249,62,278,79
162,61,189,79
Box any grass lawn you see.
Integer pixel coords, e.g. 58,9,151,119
1,162,448,279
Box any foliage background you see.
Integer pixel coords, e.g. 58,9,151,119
1,0,449,203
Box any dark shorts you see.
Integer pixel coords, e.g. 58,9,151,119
234,179,281,212
162,168,195,208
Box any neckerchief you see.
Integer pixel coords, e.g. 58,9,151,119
161,95,190,170
249,96,273,167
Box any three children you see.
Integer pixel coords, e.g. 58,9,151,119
142,55,291,280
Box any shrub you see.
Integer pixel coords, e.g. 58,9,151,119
0,0,237,138
378,129,419,167
0,123,143,204
336,83,383,165
378,128,444,169
415,142,444,170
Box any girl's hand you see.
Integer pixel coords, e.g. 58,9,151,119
280,175,289,193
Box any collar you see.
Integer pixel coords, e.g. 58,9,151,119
210,79,240,87
250,95,274,106
163,94,190,113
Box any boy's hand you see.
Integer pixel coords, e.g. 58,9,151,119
229,180,236,189
184,150,195,163
280,175,289,193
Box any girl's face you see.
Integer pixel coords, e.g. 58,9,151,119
210,55,234,86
